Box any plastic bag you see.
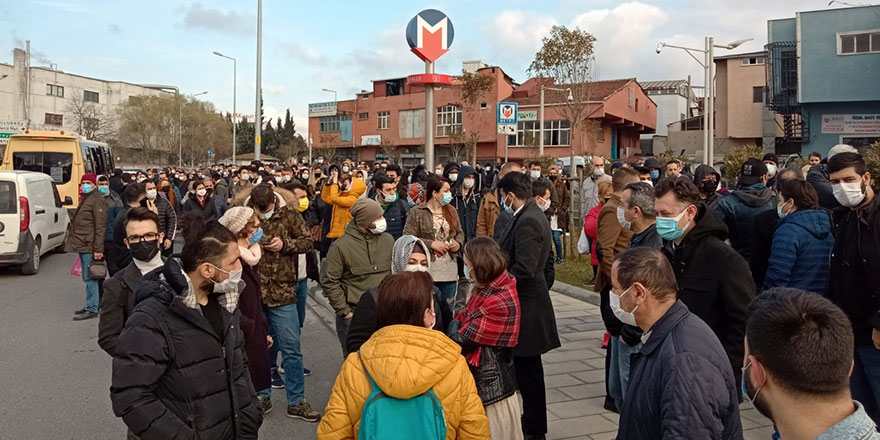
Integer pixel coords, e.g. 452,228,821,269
70,257,82,277
577,226,590,254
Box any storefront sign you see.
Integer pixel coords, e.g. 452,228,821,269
308,101,338,117
361,135,382,146
518,111,538,121
821,114,880,134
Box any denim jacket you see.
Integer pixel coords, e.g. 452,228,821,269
816,401,880,440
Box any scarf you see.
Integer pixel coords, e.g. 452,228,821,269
133,252,164,275
454,271,520,366
238,243,262,266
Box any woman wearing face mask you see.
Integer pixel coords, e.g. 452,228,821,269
763,179,833,293
157,177,179,212
321,171,367,241
110,216,262,439
346,235,453,354
448,237,522,440
219,207,275,414
404,175,465,304
182,181,218,221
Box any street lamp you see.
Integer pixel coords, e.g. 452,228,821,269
539,85,572,155
213,51,237,164
657,37,752,165
255,0,262,161
187,91,208,167
321,88,338,102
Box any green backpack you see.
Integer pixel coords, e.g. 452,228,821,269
357,352,447,440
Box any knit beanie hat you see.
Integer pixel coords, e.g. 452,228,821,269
219,206,255,235
81,173,97,185
350,199,384,229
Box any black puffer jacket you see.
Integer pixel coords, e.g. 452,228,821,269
453,165,482,243
381,198,409,241
110,259,262,440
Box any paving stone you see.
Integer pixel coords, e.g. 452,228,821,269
571,369,605,384
543,360,593,376
600,412,619,425
557,317,589,326
584,357,607,369
544,373,584,388
743,426,777,440
547,397,610,419
558,382,607,400
589,432,619,440
740,408,772,426
546,387,575,404
544,349,598,364
548,414,618,438
568,322,607,331
561,329,606,342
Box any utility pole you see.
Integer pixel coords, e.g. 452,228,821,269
425,61,435,171
254,0,262,161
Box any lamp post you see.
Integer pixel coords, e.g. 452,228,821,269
321,88,337,103
539,85,573,156
187,91,208,166
656,37,752,165
255,0,262,161
213,51,237,164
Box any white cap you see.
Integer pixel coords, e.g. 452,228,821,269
828,144,857,159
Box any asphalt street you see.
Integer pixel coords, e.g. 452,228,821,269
0,252,343,440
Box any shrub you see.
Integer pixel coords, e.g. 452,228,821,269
864,141,880,191
722,144,764,182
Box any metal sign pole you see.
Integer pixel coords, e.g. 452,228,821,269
425,60,435,171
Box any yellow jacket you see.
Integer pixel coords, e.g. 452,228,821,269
322,178,367,239
317,325,490,440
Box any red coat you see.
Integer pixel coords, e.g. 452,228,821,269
584,203,603,266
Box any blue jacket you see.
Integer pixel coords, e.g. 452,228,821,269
618,300,742,440
763,209,834,293
714,183,776,266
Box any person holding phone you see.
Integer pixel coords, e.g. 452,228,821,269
321,169,366,242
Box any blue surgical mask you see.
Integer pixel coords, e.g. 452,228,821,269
463,264,473,282
383,192,398,204
97,185,110,195
81,183,93,194
650,170,660,180
440,192,453,206
502,194,515,214
656,206,692,241
777,199,790,219
248,228,264,245
741,362,762,405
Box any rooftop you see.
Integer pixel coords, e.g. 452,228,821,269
714,51,765,61
508,78,636,106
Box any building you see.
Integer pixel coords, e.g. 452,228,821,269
767,6,880,155
714,52,784,152
0,47,171,148
639,79,697,153
306,61,656,164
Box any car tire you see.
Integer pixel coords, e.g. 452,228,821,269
20,241,40,275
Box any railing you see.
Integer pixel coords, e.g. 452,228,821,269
765,42,808,143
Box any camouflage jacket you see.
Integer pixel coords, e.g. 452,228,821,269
254,189,314,307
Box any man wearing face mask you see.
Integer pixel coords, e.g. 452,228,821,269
496,171,559,440
693,164,723,210
744,287,880,439
98,175,124,277
66,173,108,321
99,207,165,357
374,175,409,240
763,153,779,188
581,156,611,221
144,180,177,258
612,248,741,440
321,199,394,356
655,177,754,391
231,167,254,200
826,151,880,424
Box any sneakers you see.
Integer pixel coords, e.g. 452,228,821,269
287,399,321,422
303,367,311,377
271,367,284,389
555,258,564,265
73,311,98,321
257,395,273,415
74,308,89,315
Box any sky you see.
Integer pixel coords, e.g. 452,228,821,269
2,0,841,139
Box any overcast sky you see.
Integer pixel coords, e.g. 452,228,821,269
3,0,837,138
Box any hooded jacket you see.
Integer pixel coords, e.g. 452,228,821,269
713,183,776,266
664,205,755,389
763,209,833,293
110,258,262,440
320,222,394,317
322,178,367,239
317,325,489,440
693,164,723,210
453,165,482,242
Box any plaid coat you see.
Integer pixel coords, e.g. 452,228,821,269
454,270,520,367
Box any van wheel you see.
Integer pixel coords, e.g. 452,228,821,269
20,241,40,275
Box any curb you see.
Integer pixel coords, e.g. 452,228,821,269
553,280,601,306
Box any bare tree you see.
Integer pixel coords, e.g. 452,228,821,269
380,138,400,164
66,94,115,141
458,70,494,164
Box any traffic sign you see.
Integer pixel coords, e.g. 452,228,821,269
497,124,516,135
406,9,454,63
498,102,518,125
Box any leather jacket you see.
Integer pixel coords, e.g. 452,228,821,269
449,328,517,406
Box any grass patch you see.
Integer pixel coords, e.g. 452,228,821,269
555,254,594,290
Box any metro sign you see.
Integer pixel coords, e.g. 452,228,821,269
406,9,454,63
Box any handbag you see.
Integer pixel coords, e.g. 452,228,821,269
88,259,108,280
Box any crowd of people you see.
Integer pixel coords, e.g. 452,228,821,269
61,144,880,439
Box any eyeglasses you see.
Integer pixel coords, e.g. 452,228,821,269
125,232,160,243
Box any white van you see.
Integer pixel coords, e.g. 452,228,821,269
0,171,69,274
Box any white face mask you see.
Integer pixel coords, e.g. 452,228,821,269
617,206,632,230
449,173,459,182
592,167,605,177
641,179,654,187
610,285,638,326
212,266,243,294
435,169,443,175
832,181,866,208
765,163,777,178
405,263,429,272
463,178,475,189
196,188,207,197
145,189,157,200
537,196,551,212
369,217,387,234
240,174,250,181
530,170,541,180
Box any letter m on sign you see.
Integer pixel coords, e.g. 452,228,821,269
406,9,454,63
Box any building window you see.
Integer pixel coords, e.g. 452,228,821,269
358,112,369,120
596,126,605,142
46,84,64,97
319,115,350,133
635,98,640,112
44,113,63,126
753,86,764,103
398,109,424,139
378,111,390,130
506,120,571,146
84,90,99,103
839,31,880,54
741,57,765,65
436,105,462,137
628,88,634,107
480,102,488,109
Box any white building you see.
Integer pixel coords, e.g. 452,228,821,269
639,79,697,153
0,47,173,145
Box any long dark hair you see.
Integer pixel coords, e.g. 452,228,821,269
178,212,236,272
425,175,461,232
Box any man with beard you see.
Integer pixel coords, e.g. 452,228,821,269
744,288,880,439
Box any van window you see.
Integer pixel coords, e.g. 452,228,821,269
51,182,63,208
12,152,74,184
0,180,16,214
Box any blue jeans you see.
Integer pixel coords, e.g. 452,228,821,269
552,231,563,261
435,281,457,301
295,279,307,328
79,253,100,313
609,337,640,410
852,344,880,424
265,303,304,405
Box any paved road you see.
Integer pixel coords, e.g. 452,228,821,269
0,252,342,440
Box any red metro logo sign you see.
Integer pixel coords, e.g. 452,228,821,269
406,9,454,63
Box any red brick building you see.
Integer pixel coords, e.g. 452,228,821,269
307,62,656,164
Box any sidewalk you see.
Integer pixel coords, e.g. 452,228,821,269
545,291,775,440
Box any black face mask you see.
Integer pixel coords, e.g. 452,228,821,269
549,175,558,182
700,180,718,195
129,239,160,262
